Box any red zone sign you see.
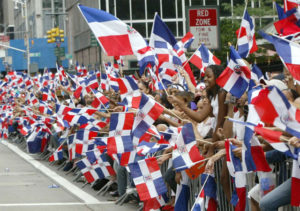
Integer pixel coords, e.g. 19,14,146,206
188,7,220,50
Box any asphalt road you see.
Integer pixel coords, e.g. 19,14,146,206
0,140,137,211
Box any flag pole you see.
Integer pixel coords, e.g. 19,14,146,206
190,174,210,211
236,0,249,49
182,42,204,68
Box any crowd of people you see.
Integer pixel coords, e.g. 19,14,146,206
3,58,300,211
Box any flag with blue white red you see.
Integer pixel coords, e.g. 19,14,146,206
216,46,251,98
189,43,221,75
128,157,167,201
172,123,204,171
76,156,115,183
78,4,149,56
236,9,258,58
107,112,135,155
149,13,182,70
225,140,246,211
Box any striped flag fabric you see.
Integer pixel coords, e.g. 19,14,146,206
250,86,300,138
107,112,135,155
259,31,300,83
216,46,251,98
136,141,170,156
128,157,167,201
189,43,221,74
291,148,300,206
174,172,190,211
49,142,64,162
225,140,246,211
78,4,149,56
172,123,204,171
236,9,258,58
76,156,115,183
284,0,300,12
149,14,182,69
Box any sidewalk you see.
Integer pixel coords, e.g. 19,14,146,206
0,140,137,211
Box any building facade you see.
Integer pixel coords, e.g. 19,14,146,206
66,0,276,72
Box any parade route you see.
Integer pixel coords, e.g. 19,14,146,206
0,140,136,211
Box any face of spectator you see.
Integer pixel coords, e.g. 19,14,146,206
204,67,216,91
138,82,149,94
237,92,248,107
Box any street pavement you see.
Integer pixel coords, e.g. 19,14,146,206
0,140,137,211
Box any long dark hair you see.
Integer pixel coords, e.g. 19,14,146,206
206,65,224,99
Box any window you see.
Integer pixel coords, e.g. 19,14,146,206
116,0,130,20
147,0,160,19
132,0,145,19
43,0,51,9
132,23,146,37
162,0,176,18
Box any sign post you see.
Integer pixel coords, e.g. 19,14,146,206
187,6,220,51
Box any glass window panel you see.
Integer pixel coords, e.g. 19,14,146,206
147,22,153,37
177,0,182,18
147,0,160,19
178,21,183,37
206,0,218,5
100,0,106,11
43,0,51,8
132,0,145,19
165,22,176,36
109,0,115,15
132,23,146,38
162,0,176,18
116,0,130,20
191,0,202,5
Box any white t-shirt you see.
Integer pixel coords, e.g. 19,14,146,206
197,117,215,138
210,94,218,130
232,110,245,140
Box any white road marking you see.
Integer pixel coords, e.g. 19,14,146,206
0,202,114,207
1,140,101,204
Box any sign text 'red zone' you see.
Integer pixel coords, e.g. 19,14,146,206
188,7,220,50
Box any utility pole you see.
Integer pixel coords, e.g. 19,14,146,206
14,0,30,74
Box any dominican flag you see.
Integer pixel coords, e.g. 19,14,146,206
192,190,205,211
74,130,98,155
117,76,141,108
172,123,204,171
149,14,182,69
216,46,251,98
198,174,218,211
107,112,135,155
242,126,272,172
63,113,90,126
251,64,264,83
274,7,300,36
276,2,287,20
291,148,300,206
284,0,300,12
143,194,168,211
49,141,65,162
174,172,190,211
259,31,300,83
189,43,221,74
132,94,164,144
137,141,170,156
86,148,102,164
128,157,167,201
174,32,197,86
158,67,178,88
78,4,148,56
76,156,115,183
250,86,300,138
225,140,246,211
136,46,156,75
90,89,109,109
100,72,109,91
236,9,258,58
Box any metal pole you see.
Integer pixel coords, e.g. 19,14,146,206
24,0,30,74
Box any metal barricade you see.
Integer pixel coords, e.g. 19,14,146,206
160,157,300,210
